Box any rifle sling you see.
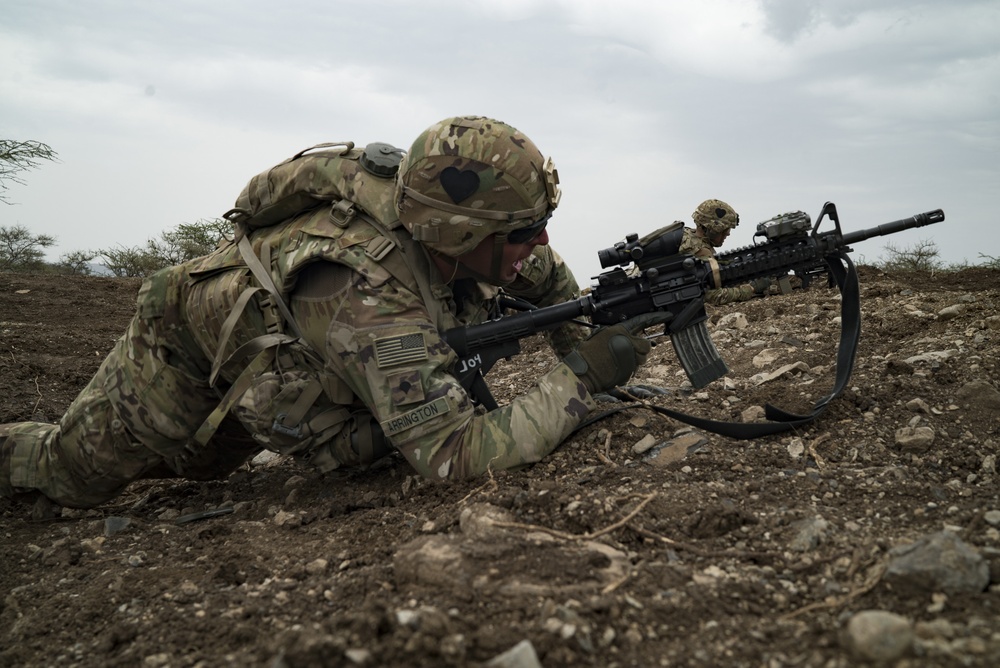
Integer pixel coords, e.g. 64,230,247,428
575,252,862,440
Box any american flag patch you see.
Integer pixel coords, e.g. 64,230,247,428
374,333,427,368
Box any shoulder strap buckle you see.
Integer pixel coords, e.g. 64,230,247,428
365,236,395,262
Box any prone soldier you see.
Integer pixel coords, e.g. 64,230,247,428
0,115,660,510
678,199,772,305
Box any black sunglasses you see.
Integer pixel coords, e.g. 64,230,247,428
507,215,550,245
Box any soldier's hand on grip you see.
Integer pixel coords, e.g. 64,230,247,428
751,277,773,295
563,312,669,395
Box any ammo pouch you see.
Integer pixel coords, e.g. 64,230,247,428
234,369,346,454
232,369,391,472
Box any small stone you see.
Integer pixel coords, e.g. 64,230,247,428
104,516,132,536
914,618,955,640
717,313,749,330
788,517,828,552
644,432,708,467
251,450,280,466
752,348,784,368
937,304,966,321
344,648,372,665
885,530,990,595
175,580,201,604
787,439,805,459
632,434,658,455
895,426,935,453
845,610,913,662
485,639,542,668
157,508,181,521
272,510,301,527
306,558,329,575
956,380,1000,411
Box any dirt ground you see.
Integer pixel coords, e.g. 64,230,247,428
1,265,998,667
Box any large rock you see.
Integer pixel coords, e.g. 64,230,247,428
955,380,1000,411
883,530,990,595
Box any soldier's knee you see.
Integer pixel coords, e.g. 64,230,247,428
7,413,159,508
3,423,110,507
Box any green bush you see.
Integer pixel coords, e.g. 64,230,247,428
97,219,232,277
877,239,942,272
0,224,56,272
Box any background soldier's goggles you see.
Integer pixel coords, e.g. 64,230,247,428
507,214,550,244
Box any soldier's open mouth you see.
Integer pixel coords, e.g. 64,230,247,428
513,259,523,272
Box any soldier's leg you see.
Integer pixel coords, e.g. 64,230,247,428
2,383,163,508
1,326,169,508
1,267,221,507
101,268,261,481
158,414,262,480
130,414,262,481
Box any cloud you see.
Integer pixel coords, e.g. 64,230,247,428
0,0,996,274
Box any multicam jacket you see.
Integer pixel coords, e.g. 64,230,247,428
185,168,594,480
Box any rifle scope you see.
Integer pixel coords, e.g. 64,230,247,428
597,223,685,268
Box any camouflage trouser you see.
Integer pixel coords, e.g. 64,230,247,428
1,267,261,508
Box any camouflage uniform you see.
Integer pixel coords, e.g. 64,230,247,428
0,137,593,508
677,228,755,306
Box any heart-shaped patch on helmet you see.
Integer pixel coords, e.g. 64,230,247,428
439,167,481,203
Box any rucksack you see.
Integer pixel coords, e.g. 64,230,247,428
189,140,432,466
222,141,404,234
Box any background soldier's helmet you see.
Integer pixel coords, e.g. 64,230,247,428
692,199,740,238
395,116,561,257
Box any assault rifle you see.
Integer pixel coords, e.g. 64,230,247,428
444,202,944,433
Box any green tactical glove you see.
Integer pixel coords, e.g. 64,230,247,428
750,277,772,295
563,312,669,395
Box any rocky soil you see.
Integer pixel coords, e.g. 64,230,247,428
1,266,999,667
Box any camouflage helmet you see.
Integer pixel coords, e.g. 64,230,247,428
395,116,560,257
692,199,740,238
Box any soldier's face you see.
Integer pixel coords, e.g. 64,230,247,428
709,229,730,247
504,227,550,279
461,228,550,284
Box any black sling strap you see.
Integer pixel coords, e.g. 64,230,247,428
576,251,861,439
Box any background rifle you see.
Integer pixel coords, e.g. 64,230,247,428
444,202,945,411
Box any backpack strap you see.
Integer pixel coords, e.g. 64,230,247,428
192,223,322,447
356,215,455,333
192,341,284,447
208,284,265,386
236,228,304,340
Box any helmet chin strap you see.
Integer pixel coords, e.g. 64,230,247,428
433,234,514,287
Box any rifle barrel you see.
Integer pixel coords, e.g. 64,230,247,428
840,209,945,246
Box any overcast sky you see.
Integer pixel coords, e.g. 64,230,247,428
2,0,997,282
